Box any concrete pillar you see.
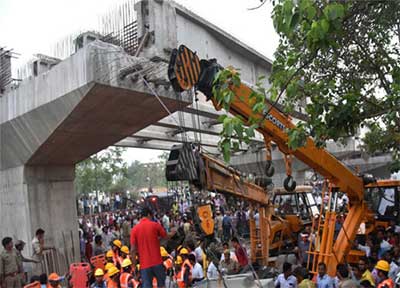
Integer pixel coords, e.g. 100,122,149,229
0,165,79,270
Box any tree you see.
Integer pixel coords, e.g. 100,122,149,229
216,0,400,171
75,147,129,198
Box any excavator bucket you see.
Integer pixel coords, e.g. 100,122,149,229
168,45,201,92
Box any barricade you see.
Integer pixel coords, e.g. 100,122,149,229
90,254,106,270
69,262,91,287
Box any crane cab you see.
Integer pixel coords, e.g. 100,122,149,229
272,186,319,233
365,179,400,225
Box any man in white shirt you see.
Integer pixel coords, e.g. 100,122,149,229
189,254,204,284
275,262,297,288
207,261,219,279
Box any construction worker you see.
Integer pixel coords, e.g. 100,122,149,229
47,273,62,288
106,266,120,288
375,260,394,288
106,251,115,265
120,259,138,288
0,237,21,288
178,249,192,288
120,246,130,261
161,247,173,274
111,240,122,267
91,269,107,288
104,263,115,283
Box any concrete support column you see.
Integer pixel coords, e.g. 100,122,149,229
0,165,79,270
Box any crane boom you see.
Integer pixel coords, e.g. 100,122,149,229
167,45,383,275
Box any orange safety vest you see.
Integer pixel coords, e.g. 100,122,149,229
106,279,119,288
177,260,193,287
377,278,395,288
175,270,185,288
120,272,132,288
163,258,173,270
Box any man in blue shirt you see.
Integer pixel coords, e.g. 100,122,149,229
317,262,335,288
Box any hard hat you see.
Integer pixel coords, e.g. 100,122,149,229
48,273,61,281
179,248,189,255
106,250,114,258
121,246,129,254
122,258,132,268
105,263,114,271
175,256,183,265
108,266,120,277
160,247,168,257
94,268,104,277
113,239,122,248
375,260,390,272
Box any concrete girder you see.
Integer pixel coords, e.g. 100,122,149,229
1,41,191,169
127,125,250,151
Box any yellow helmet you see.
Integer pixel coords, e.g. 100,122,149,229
94,268,104,277
108,266,120,277
179,248,189,255
160,247,168,257
375,260,390,272
121,246,129,254
112,239,122,248
121,258,132,268
175,256,183,265
106,250,114,258
105,263,114,272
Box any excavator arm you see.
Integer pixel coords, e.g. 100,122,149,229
167,45,369,275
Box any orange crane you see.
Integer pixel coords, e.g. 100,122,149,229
167,45,400,275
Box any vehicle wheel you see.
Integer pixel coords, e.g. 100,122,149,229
284,176,296,192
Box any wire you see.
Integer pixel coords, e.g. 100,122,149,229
141,76,181,126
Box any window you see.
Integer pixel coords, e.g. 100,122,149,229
378,188,395,216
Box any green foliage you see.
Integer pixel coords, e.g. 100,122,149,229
212,0,400,171
126,160,167,192
270,0,400,171
75,147,129,196
75,148,168,197
213,70,266,162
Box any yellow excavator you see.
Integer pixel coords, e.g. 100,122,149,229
166,45,400,275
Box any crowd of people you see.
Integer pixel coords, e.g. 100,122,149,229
2,186,400,288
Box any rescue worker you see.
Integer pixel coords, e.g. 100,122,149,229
375,260,394,288
0,237,21,288
47,273,62,288
120,246,130,261
179,249,192,288
104,263,116,283
120,259,138,288
106,266,121,288
91,269,107,288
110,240,122,268
106,251,115,265
174,256,183,288
161,247,173,276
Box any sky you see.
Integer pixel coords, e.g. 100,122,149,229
0,0,278,164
